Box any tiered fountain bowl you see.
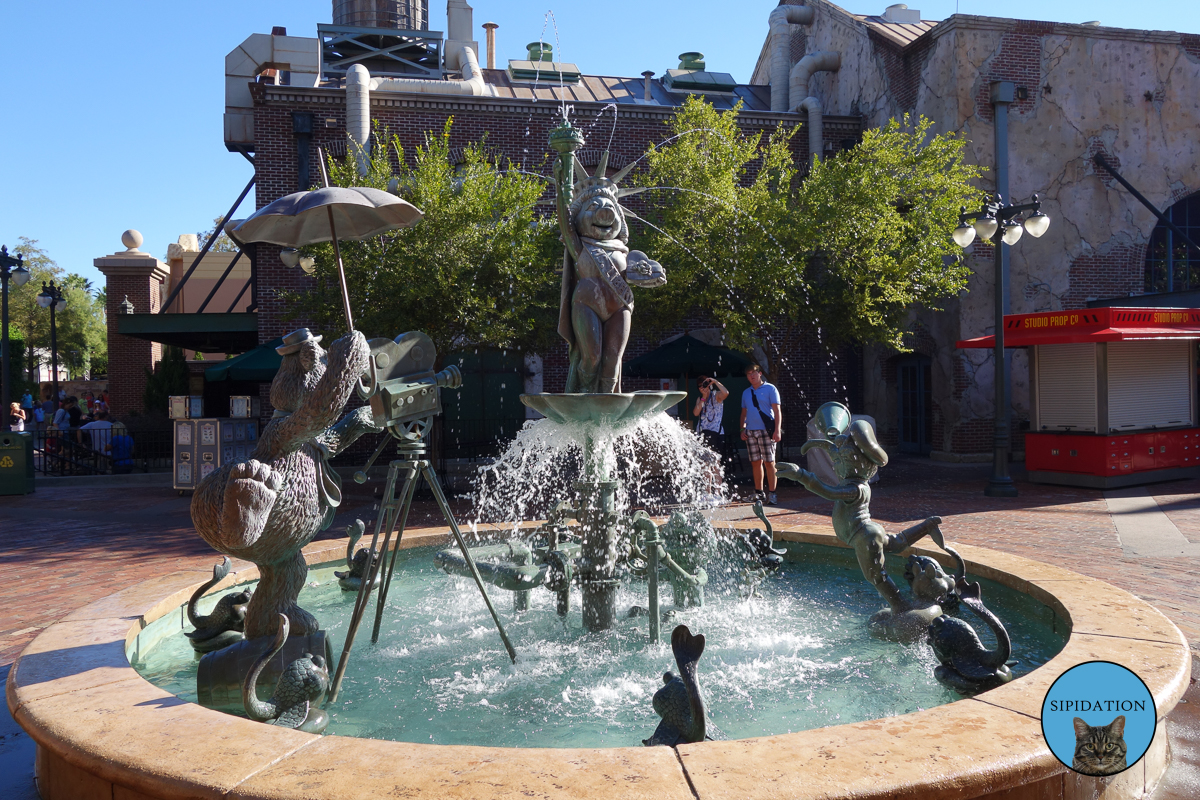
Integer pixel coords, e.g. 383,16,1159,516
520,391,687,427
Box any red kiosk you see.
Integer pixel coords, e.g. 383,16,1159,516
957,307,1200,488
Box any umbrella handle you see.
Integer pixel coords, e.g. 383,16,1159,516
317,145,356,332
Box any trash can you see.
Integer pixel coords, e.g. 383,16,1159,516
0,431,35,495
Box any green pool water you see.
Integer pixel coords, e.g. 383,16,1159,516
132,542,1066,748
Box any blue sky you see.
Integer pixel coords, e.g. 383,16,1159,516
2,0,1197,289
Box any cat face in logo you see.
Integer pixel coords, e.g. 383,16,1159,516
1072,715,1128,776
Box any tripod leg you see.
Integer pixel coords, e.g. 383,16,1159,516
330,460,407,702
371,463,420,643
423,464,518,663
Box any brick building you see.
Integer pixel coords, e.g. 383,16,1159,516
752,1,1200,459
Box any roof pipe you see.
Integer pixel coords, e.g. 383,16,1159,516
346,64,371,175
789,50,841,112
769,4,816,113
371,41,493,96
799,96,824,169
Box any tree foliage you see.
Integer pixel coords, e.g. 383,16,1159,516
631,98,985,352
143,346,189,414
196,217,240,253
287,120,560,363
7,238,108,382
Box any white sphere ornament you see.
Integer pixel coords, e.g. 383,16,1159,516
121,230,144,252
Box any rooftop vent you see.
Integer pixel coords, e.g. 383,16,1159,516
332,0,428,31
882,4,921,23
1081,20,1102,26
663,51,737,95
507,42,581,84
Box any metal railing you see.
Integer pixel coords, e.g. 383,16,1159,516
29,427,173,476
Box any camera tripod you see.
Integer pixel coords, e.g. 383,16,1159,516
328,426,516,702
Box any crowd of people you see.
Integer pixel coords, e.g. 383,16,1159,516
6,388,135,473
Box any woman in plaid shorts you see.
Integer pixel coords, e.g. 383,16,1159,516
740,364,782,504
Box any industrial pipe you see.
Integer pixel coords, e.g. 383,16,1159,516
789,50,841,112
346,64,371,175
769,4,816,113
371,42,492,96
799,95,824,168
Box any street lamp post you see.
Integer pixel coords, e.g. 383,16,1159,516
953,196,1051,497
37,281,67,410
1,246,32,431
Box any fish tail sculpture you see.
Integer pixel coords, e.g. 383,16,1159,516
184,557,253,653
243,613,330,734
644,625,709,746
929,580,1014,695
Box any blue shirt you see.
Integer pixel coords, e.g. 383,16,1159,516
742,383,780,431
110,434,134,465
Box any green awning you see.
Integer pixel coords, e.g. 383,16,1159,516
205,337,284,382
623,334,751,378
116,312,259,353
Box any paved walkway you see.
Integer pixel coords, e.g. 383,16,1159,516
0,457,1197,798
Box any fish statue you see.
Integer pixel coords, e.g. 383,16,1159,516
643,625,710,746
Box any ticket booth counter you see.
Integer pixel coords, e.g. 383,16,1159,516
957,307,1200,488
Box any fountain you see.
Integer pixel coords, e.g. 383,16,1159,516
9,118,1192,800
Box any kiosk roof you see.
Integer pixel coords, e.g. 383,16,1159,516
956,307,1200,348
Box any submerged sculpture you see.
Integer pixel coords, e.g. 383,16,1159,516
243,614,330,733
184,557,252,654
644,625,711,746
551,120,666,393
903,549,1015,693
191,328,377,640
335,519,379,592
735,501,787,597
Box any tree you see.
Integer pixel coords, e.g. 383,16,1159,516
196,217,240,253
632,99,985,355
143,346,189,414
7,238,109,382
286,120,561,363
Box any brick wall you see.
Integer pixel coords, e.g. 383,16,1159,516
974,20,1052,122
1064,243,1146,310
101,272,163,418
869,30,935,113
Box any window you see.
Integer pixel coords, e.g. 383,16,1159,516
1145,191,1200,293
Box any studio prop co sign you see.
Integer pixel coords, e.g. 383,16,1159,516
958,306,1200,348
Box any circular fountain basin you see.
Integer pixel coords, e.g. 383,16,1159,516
131,543,1066,747
9,522,1190,800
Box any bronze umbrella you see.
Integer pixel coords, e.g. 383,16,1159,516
230,156,422,330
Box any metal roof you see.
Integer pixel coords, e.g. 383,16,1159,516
481,69,773,111
851,14,939,47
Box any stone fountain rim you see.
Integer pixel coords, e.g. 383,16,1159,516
8,521,1190,800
